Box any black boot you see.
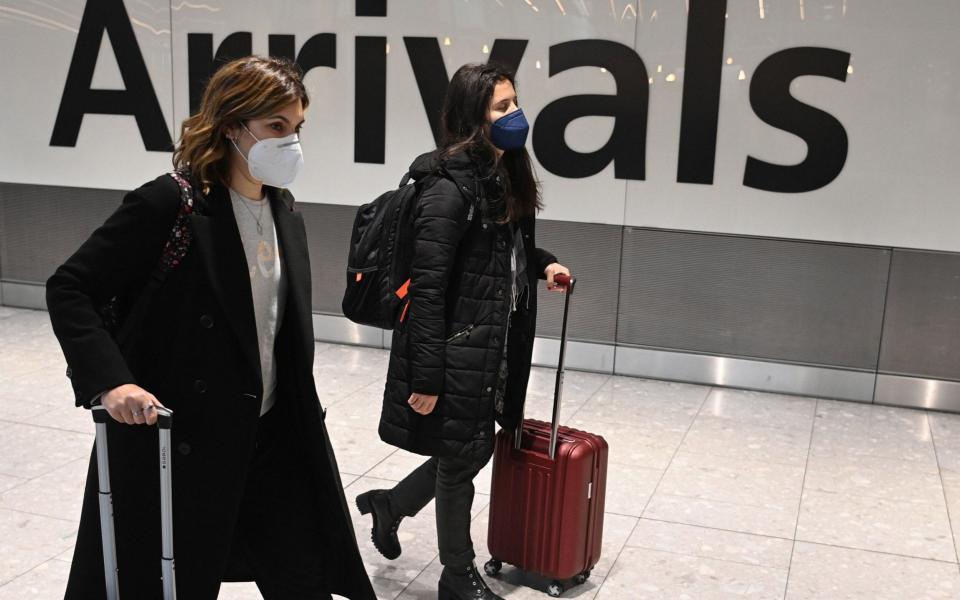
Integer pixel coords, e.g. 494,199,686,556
438,562,504,600
356,489,403,559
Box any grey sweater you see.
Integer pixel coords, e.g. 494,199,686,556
230,188,287,416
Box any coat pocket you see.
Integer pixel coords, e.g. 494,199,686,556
445,324,475,344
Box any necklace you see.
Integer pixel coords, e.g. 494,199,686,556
237,194,266,235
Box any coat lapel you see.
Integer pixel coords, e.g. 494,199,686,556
268,187,315,364
189,186,262,385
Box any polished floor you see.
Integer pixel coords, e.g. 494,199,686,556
1,305,959,599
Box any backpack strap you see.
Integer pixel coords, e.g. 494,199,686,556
433,165,480,223
401,166,479,221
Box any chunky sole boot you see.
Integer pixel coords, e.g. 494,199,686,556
356,489,403,560
437,563,504,600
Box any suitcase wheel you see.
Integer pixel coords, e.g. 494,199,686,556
483,559,503,576
573,570,592,585
548,581,565,597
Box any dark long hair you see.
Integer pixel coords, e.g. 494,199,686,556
439,63,543,221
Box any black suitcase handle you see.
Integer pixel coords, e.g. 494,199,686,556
92,405,176,600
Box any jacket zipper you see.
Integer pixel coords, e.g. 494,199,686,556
445,324,475,343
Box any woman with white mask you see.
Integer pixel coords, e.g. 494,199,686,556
47,55,375,600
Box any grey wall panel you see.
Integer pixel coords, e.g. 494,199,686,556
878,250,960,381
298,202,357,315
534,220,622,344
0,183,124,283
298,207,624,345
9,183,960,411
617,228,891,370
0,186,5,282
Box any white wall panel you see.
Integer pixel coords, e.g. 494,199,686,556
172,0,636,225
626,0,960,251
0,0,173,190
3,1,959,250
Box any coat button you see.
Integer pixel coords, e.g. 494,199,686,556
482,223,488,230
199,314,214,328
486,386,493,393
496,288,504,298
177,442,191,456
194,379,207,394
65,366,72,379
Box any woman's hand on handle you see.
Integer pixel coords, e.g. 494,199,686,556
408,393,439,415
101,384,166,426
544,263,571,292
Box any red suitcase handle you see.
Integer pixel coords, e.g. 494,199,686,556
554,273,575,293
517,273,575,459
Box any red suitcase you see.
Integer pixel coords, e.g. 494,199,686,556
485,274,609,598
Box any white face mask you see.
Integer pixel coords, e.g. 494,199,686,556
232,122,304,188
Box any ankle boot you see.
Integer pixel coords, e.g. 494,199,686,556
438,562,504,600
356,489,403,559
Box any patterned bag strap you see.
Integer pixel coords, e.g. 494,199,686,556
109,172,198,346
167,170,195,210
157,170,198,273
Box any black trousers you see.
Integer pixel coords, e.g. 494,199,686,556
226,404,333,600
388,450,493,567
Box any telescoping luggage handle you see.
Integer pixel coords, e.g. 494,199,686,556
91,405,177,600
514,273,576,460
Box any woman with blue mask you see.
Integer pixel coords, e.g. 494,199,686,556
358,63,570,600
47,56,375,600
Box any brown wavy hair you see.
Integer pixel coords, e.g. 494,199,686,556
172,56,309,193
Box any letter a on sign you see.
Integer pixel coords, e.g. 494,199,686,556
50,0,171,151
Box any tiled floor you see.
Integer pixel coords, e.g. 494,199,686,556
2,306,960,599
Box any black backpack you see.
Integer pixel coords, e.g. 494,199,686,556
342,168,474,330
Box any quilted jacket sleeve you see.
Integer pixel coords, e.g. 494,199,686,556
534,247,559,280
406,180,472,396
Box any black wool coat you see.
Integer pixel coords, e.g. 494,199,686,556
46,174,376,600
379,151,558,461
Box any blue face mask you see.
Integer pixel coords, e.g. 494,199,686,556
489,108,530,151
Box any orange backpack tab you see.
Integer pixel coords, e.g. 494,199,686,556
399,300,411,323
395,278,411,299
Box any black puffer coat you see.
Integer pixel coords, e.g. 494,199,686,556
379,151,558,461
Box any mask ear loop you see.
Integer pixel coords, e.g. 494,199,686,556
240,122,261,143
229,136,249,164
229,122,257,163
